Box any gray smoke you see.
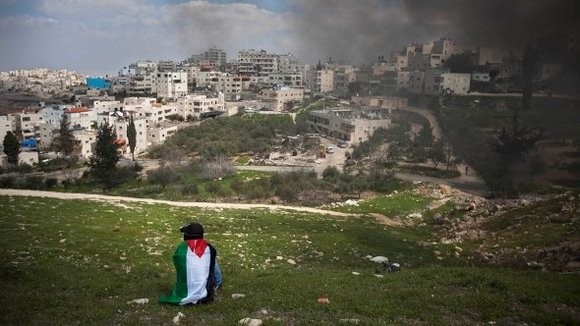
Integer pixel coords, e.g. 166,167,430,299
291,0,579,64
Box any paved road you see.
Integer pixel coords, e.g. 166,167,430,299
0,188,355,217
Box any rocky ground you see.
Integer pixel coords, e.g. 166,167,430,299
410,183,580,273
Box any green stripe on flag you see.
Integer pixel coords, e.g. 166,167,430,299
158,242,189,305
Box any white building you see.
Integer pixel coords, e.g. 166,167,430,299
155,71,188,99
14,109,44,140
316,69,335,93
237,49,278,76
64,107,97,130
72,129,97,159
258,87,304,111
147,123,178,145
0,151,39,167
396,71,410,90
114,117,148,155
177,94,225,118
93,100,124,115
0,115,15,143
440,73,471,95
308,107,392,144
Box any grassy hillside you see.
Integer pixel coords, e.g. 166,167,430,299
1,195,579,325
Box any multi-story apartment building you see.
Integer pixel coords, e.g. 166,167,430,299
237,49,278,76
155,71,188,99
0,115,15,142
258,87,304,111
308,107,391,144
177,94,225,118
261,73,303,87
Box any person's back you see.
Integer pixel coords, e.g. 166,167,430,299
159,222,222,305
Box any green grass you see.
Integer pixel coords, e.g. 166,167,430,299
330,192,432,218
1,195,579,325
235,156,251,165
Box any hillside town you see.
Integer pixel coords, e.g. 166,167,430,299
1,33,576,168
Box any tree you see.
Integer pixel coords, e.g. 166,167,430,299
147,167,181,189
3,131,20,165
127,116,137,161
428,140,446,169
206,181,222,202
322,165,340,181
55,114,75,156
89,123,121,190
495,114,542,197
231,178,246,202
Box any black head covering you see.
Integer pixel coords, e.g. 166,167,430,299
180,222,204,240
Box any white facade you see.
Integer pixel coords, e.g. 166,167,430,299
308,108,391,144
65,107,97,130
396,71,410,90
258,87,304,111
0,115,15,143
72,129,97,159
15,110,44,140
317,69,335,93
38,123,57,150
147,123,178,145
93,100,124,115
155,71,188,99
177,94,225,118
440,73,471,95
237,49,278,76
114,117,148,155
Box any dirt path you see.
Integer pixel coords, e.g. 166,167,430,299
393,106,487,192
0,188,357,217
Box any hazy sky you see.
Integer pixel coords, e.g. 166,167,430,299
0,0,577,75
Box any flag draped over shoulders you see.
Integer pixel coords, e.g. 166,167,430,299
158,240,216,305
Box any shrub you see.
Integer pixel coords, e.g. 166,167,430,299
23,176,46,190
0,176,16,188
18,163,33,174
44,178,58,189
180,183,199,196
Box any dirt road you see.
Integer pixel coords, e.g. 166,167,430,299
0,188,355,217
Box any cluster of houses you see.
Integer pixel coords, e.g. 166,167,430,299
2,35,571,168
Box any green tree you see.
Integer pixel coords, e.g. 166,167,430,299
206,181,222,202
55,114,76,156
428,140,446,169
231,178,246,202
322,165,340,181
127,116,137,161
2,131,20,165
495,114,541,197
147,167,181,189
89,123,121,190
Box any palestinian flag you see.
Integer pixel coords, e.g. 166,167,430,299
159,239,216,305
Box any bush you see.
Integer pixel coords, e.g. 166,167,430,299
17,163,33,174
23,176,46,190
44,178,58,189
180,183,199,196
0,176,16,188
148,167,182,189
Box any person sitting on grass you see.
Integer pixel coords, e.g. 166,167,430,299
159,222,222,305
